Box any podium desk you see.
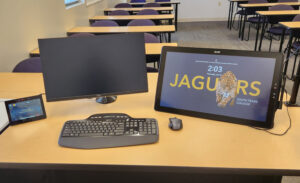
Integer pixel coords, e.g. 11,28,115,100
29,43,178,57
67,25,175,42
0,73,300,182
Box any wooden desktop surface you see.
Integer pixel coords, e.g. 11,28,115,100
104,7,173,12
280,21,300,29
90,14,174,21
67,25,175,34
129,1,180,5
0,73,300,173
240,2,300,8
257,10,300,16
29,43,178,56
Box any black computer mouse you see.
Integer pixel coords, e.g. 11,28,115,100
169,117,183,131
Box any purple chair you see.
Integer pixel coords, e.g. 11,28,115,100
232,0,267,30
127,19,156,26
267,5,294,51
144,33,160,43
92,20,119,27
69,33,95,37
137,9,159,15
115,3,132,8
13,57,42,73
109,10,130,15
278,0,298,2
130,0,146,2
144,3,161,7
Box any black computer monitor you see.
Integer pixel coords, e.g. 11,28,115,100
38,33,148,103
155,47,283,129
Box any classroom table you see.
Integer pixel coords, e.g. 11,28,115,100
128,1,180,30
103,7,176,30
239,2,300,40
279,21,300,106
104,7,173,14
29,43,178,57
227,0,248,30
0,73,300,182
89,14,175,25
67,25,175,42
254,10,300,52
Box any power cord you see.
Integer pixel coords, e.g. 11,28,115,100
250,90,292,136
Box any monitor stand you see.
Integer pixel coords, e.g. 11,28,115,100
96,96,117,104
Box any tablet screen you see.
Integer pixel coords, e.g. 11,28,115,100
155,47,283,128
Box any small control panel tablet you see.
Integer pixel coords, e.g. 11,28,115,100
5,95,46,125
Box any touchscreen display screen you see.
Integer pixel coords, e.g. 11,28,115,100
159,51,276,122
8,98,44,122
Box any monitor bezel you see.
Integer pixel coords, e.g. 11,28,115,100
155,46,283,129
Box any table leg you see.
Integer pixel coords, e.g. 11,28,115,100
254,15,261,51
279,28,286,53
258,17,267,51
168,32,171,42
280,30,294,107
241,14,247,40
228,1,233,29
175,4,178,31
238,12,243,38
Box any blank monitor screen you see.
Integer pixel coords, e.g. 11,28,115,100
155,47,283,128
38,33,148,102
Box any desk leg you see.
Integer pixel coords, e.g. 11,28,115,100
175,4,178,31
280,30,294,107
241,14,247,41
168,19,172,25
254,15,261,51
228,2,233,29
279,28,286,53
168,32,171,42
258,17,266,51
104,11,108,15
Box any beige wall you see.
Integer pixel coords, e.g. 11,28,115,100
0,0,123,72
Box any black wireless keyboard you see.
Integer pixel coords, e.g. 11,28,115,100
58,113,159,149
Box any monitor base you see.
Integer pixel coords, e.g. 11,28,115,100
96,96,117,104
284,101,300,107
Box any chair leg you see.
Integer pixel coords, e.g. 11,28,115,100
292,53,299,80
269,35,273,52
246,23,251,41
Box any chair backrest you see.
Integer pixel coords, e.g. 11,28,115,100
144,33,159,43
144,3,161,7
115,3,132,8
92,20,119,27
137,9,159,15
269,4,294,11
155,0,170,1
293,14,300,21
268,5,294,24
69,33,95,37
278,0,298,2
13,57,42,73
127,19,156,26
130,0,146,2
109,10,130,15
248,0,268,3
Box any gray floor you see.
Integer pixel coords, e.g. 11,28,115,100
172,21,300,105
172,21,300,183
